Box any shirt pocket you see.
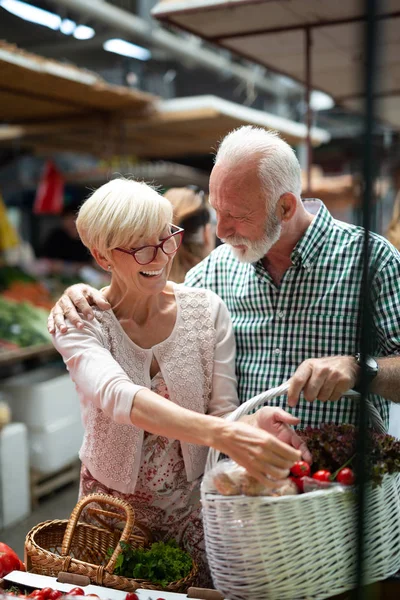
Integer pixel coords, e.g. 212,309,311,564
286,311,359,362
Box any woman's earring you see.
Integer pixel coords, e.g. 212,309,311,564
107,265,112,271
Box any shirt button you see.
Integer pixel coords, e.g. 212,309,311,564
277,311,284,318
274,348,281,355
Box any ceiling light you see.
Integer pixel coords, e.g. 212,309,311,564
103,38,151,61
0,0,61,29
310,90,335,111
60,18,76,35
73,25,95,40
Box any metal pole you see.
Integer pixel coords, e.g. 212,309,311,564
305,28,312,194
354,0,379,596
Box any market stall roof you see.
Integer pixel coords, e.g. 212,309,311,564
152,0,400,128
0,94,329,158
0,41,155,123
64,161,211,190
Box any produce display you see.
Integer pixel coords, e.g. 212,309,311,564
0,266,52,351
0,265,107,354
5,587,166,600
0,296,51,350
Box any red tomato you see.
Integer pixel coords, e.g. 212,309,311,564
0,543,21,577
28,591,44,599
336,467,355,486
289,476,305,493
312,470,332,482
67,588,85,596
18,560,26,572
40,587,55,600
290,461,311,478
48,591,63,600
125,593,139,600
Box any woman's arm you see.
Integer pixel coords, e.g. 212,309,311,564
53,318,300,485
207,293,239,417
52,319,143,424
130,386,300,485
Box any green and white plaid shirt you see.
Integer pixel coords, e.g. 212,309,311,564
185,200,400,429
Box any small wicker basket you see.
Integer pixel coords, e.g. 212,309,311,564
202,381,400,600
25,493,197,593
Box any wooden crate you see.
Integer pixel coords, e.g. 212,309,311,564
30,460,80,508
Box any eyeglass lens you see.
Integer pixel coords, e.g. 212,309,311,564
134,232,180,264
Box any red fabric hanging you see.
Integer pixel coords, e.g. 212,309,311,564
33,160,64,214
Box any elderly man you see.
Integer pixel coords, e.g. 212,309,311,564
48,126,400,429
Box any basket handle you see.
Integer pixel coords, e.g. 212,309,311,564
85,507,152,546
61,493,135,573
205,381,385,473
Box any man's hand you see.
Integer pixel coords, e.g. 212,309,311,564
242,407,312,463
47,284,110,334
287,355,359,408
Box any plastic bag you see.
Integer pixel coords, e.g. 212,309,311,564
202,459,298,497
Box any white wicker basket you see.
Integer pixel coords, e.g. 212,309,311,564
202,382,400,600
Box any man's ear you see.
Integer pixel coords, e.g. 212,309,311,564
91,248,110,272
278,193,297,222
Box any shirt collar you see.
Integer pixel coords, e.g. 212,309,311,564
290,199,334,269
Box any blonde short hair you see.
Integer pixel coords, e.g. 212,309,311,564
76,178,173,261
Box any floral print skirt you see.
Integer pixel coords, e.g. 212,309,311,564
79,372,212,588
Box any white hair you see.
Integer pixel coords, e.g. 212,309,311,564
76,178,173,261
214,126,302,206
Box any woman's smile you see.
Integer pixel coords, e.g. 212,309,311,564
139,268,164,278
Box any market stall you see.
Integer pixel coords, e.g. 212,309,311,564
0,41,329,157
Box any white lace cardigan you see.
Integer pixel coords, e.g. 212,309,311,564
52,284,238,494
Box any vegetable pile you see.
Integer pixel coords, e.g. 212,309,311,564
290,423,400,490
0,296,51,349
6,586,167,600
0,266,52,350
109,540,193,587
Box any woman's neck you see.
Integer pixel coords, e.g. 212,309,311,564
104,280,174,326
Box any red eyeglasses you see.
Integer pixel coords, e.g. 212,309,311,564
115,225,184,265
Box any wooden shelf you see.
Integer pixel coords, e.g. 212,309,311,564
0,343,58,367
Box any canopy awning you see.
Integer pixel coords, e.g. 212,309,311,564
152,0,400,129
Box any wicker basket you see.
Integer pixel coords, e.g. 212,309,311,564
201,381,400,600
25,493,198,593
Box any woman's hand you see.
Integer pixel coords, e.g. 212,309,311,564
218,420,301,488
47,284,110,334
242,407,312,464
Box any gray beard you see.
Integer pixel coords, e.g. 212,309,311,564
223,214,282,264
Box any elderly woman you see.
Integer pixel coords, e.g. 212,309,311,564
51,178,304,584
